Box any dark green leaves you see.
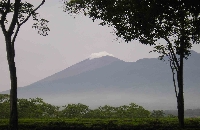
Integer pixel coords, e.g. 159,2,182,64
32,18,50,36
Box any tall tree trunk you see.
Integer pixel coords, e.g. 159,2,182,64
9,61,18,130
6,38,18,130
177,34,185,128
177,14,185,128
177,56,184,128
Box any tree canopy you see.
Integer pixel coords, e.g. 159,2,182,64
0,95,155,119
63,0,200,52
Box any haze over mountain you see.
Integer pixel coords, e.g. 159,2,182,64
1,51,200,110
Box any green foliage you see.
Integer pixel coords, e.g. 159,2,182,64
167,114,178,118
151,110,165,118
18,97,59,118
126,103,151,118
97,105,117,118
63,0,200,52
0,94,9,102
0,95,151,119
0,118,200,130
84,108,102,118
113,103,150,118
83,103,151,119
61,103,89,118
0,95,199,129
0,94,10,119
0,95,59,119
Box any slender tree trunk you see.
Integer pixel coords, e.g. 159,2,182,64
176,14,185,128
9,60,18,130
177,37,185,129
177,59,184,128
6,38,18,130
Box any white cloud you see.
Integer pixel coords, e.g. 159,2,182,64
89,51,114,60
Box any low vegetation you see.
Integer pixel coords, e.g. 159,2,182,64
0,94,200,129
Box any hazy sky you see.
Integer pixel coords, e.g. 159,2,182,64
0,0,200,92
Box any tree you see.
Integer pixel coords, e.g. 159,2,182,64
0,1,49,129
98,105,117,118
84,109,102,118
61,103,90,118
39,101,60,118
114,103,150,118
0,95,60,119
0,94,10,119
126,103,150,118
63,0,200,128
18,98,44,118
150,110,165,118
83,103,150,119
0,94,9,103
115,105,129,118
18,97,59,118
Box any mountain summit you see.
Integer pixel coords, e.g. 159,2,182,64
39,54,121,83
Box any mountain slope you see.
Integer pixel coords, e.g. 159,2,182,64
1,50,200,110
36,56,121,82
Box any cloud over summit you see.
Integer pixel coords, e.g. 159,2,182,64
89,51,114,60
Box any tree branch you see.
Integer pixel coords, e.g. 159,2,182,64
11,22,20,45
11,22,20,58
169,52,178,98
169,48,178,72
19,0,45,26
0,0,10,36
0,10,4,15
164,36,180,69
0,15,7,36
8,0,21,36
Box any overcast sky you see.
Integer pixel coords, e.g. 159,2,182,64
0,0,200,92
